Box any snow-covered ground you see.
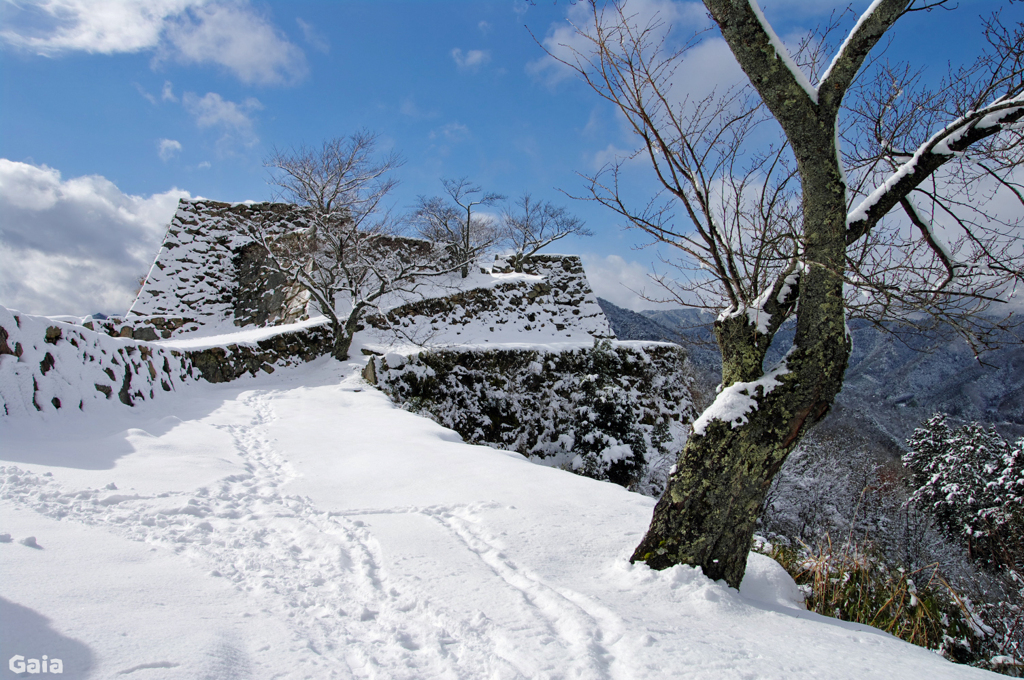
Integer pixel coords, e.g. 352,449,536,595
1,354,991,678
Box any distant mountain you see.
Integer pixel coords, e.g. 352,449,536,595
595,298,677,343
597,299,722,373
599,297,1024,455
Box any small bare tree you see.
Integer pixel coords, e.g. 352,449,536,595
499,193,592,272
254,132,446,360
414,178,505,278
550,1,1024,587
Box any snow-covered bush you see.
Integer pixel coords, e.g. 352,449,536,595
758,419,1024,673
904,414,1024,571
368,340,695,493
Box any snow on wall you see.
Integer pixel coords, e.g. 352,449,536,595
364,255,615,347
0,305,200,417
128,199,310,331
127,201,613,349
5,198,625,418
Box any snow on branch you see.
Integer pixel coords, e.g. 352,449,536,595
717,260,804,336
746,0,818,104
819,0,886,87
691,358,791,436
846,93,1024,243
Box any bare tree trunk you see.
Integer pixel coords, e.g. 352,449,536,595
330,303,367,361
549,0,1022,588
632,171,850,587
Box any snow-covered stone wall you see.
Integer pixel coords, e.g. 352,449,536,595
0,306,339,417
365,340,696,494
128,199,311,333
126,200,614,347
0,306,199,417
3,198,643,426
364,255,614,346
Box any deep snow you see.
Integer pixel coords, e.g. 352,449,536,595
1,354,994,678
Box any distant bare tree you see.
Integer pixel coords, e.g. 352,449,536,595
254,132,446,360
499,193,592,272
414,178,505,278
551,1,1024,587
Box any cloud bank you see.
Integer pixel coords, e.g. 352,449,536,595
0,0,306,85
0,160,189,316
581,253,679,311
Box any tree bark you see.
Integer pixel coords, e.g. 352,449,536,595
330,303,367,361
630,0,908,588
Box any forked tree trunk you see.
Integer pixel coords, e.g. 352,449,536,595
329,303,367,361
631,259,850,587
629,0,885,587
631,155,852,586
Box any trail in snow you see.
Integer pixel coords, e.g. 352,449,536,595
1,386,639,679
2,358,993,679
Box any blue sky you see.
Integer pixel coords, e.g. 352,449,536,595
0,0,1001,316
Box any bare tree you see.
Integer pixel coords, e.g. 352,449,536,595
414,178,505,278
499,193,592,272
551,1,1024,587
254,132,447,360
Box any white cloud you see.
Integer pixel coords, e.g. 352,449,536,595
580,253,679,311
0,159,189,316
296,17,329,54
162,80,177,102
133,82,157,104
158,138,183,161
0,0,196,55
451,48,491,72
0,0,305,86
400,97,437,119
163,2,307,85
430,122,470,142
182,91,262,146
527,0,711,86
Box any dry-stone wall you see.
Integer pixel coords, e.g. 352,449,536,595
0,306,199,417
365,340,696,495
128,199,311,333
366,255,614,341
187,323,333,383
0,306,336,417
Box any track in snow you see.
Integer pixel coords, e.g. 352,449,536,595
1,387,641,679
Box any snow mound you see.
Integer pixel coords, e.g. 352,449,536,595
739,552,806,610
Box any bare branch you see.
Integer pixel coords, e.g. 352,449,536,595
255,133,449,360
499,193,591,272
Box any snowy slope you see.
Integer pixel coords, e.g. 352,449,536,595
0,352,991,679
